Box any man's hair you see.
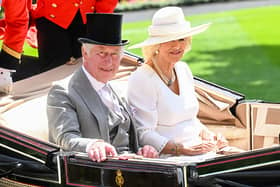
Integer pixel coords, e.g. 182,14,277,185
82,43,124,55
83,43,94,54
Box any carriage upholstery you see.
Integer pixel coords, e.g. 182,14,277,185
1,54,277,151
250,102,280,149
194,79,250,150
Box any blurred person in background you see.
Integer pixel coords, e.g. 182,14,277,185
0,0,32,94
32,0,119,72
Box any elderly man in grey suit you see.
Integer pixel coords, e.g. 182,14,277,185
47,13,158,162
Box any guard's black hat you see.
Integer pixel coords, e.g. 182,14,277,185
78,13,129,46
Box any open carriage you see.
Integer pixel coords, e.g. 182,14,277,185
0,52,280,187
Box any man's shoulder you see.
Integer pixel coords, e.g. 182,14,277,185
51,67,84,89
52,74,73,89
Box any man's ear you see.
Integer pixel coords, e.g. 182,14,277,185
81,45,87,57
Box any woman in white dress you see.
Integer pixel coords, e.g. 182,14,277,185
127,7,230,159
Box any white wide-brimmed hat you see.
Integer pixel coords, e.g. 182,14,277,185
129,6,211,49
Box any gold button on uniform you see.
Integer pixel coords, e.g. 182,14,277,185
51,3,57,8
91,6,94,10
49,14,55,18
74,3,79,7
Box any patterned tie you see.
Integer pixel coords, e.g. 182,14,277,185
102,84,124,120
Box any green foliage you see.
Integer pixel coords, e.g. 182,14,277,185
116,0,234,12
123,5,280,102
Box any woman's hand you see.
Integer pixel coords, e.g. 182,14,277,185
200,126,228,150
182,142,216,156
214,133,228,149
200,127,216,142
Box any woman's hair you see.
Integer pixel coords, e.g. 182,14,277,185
141,37,192,62
142,44,160,61
185,37,192,53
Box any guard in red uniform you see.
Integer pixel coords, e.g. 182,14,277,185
32,0,119,72
0,0,32,94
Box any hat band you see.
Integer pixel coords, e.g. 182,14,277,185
148,22,191,37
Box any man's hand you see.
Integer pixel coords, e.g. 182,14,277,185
137,145,159,158
118,145,159,160
87,141,118,162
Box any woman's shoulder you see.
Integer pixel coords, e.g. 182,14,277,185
127,64,158,97
176,61,190,68
175,61,193,75
129,63,155,82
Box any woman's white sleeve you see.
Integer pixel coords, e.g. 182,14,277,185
127,72,168,152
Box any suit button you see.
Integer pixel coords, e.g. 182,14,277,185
74,3,79,7
91,6,94,10
49,14,56,18
51,3,57,8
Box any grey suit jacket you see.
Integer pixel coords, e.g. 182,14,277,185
47,67,139,153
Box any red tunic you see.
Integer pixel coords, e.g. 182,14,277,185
1,0,32,59
32,0,119,29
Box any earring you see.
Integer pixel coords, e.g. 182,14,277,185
155,50,159,55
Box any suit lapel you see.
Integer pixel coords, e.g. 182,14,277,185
71,68,110,142
109,84,139,152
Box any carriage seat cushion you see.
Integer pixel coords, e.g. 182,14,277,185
1,95,49,142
